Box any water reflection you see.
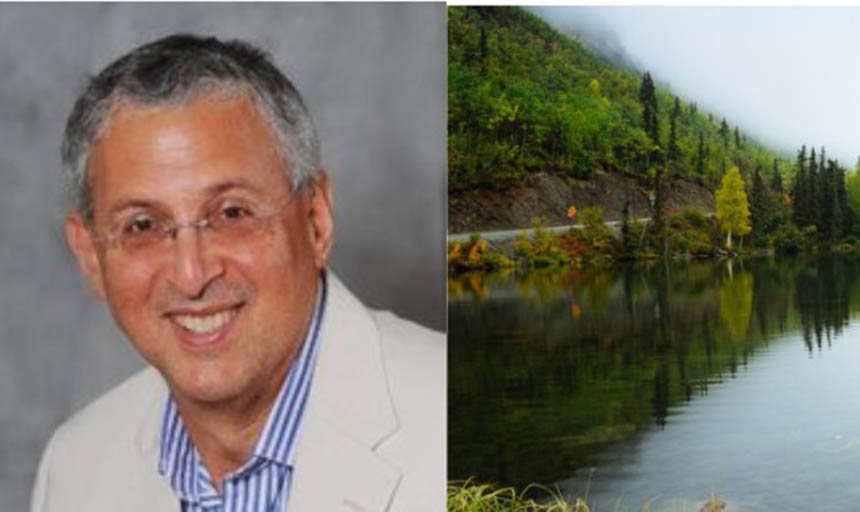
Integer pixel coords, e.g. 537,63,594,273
449,254,860,495
719,267,753,341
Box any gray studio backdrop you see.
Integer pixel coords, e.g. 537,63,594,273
0,4,445,510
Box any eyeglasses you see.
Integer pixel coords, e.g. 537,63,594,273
93,196,296,256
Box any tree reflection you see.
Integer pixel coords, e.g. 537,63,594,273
719,270,753,341
449,254,860,488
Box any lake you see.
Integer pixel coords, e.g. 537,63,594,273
449,254,860,511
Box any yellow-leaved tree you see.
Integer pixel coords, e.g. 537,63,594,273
716,166,751,249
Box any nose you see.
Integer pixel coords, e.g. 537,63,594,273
168,226,224,298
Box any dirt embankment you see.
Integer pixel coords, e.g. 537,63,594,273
448,168,715,234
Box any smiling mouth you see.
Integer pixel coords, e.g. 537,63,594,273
171,306,241,334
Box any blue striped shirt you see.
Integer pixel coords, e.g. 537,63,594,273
158,276,327,512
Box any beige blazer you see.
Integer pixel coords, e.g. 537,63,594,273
30,274,445,511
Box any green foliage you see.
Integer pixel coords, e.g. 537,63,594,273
667,96,681,164
695,131,706,176
719,118,729,147
845,170,860,235
662,209,718,256
792,145,808,227
674,208,711,229
580,206,612,250
791,145,852,245
448,236,516,273
514,217,571,268
448,6,791,192
748,166,771,246
715,166,751,249
807,147,821,231
771,223,804,254
820,158,839,244
771,158,783,193
639,71,659,146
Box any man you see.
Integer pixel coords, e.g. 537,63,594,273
30,34,444,512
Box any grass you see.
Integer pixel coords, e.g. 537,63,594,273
448,480,727,512
448,480,590,512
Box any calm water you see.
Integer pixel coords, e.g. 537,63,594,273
449,255,860,511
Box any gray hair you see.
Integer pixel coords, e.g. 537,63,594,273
61,34,321,221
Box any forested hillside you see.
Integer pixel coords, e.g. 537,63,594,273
448,6,791,192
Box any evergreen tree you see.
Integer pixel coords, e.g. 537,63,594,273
716,166,751,249
792,145,807,227
734,126,742,150
695,132,706,176
820,148,826,181
479,26,488,75
639,72,659,145
771,158,783,194
837,163,853,237
668,96,681,162
820,158,837,245
749,165,768,245
808,147,820,232
719,118,730,147
832,160,846,240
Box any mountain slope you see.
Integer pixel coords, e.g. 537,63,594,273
448,6,791,202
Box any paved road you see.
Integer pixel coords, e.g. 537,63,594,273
448,217,653,243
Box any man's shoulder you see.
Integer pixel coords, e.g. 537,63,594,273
31,368,169,512
57,367,164,443
370,309,444,377
367,309,446,511
40,367,165,471
326,272,444,376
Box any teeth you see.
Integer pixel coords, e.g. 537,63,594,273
174,308,237,334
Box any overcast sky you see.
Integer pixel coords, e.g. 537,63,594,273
530,6,860,167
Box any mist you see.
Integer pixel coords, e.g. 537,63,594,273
530,6,860,168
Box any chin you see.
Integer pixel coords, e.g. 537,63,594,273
162,364,248,405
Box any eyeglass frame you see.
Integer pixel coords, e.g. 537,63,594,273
88,191,302,253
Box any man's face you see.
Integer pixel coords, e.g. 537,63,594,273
66,94,333,407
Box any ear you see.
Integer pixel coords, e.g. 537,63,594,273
306,172,335,269
65,212,107,300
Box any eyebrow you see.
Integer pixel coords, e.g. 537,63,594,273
105,178,265,219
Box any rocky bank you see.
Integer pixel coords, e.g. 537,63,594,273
449,168,715,234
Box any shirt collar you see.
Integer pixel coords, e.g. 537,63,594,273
157,273,328,501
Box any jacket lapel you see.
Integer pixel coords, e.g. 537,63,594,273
285,274,402,511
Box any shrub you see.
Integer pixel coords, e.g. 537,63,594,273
673,208,710,230
771,223,803,255
580,206,612,251
448,235,515,272
513,217,572,268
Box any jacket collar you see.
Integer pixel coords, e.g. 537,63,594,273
133,272,401,511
